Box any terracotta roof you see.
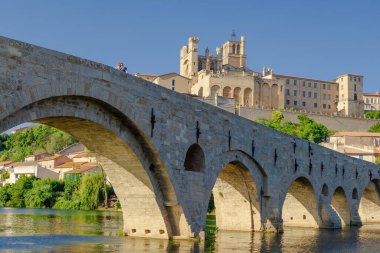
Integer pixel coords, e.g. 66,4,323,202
332,132,380,137
12,161,38,167
55,162,87,169
156,72,190,80
38,154,63,162
364,92,380,97
271,74,337,84
65,164,99,174
0,161,14,166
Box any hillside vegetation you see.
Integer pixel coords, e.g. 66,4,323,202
0,125,77,162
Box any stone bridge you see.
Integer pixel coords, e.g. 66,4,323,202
1,36,379,240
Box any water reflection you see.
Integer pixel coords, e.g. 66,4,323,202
1,208,380,252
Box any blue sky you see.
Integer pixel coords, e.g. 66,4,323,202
1,0,379,94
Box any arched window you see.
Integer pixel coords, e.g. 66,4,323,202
232,44,236,54
184,144,205,172
354,93,358,101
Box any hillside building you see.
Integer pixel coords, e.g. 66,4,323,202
364,92,380,111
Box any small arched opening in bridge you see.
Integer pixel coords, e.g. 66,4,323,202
358,180,380,223
209,160,261,232
331,187,350,227
184,144,205,172
0,96,187,239
281,177,319,228
322,184,329,197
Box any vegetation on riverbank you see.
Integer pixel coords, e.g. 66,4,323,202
257,111,331,144
365,111,380,119
0,125,77,162
0,173,114,210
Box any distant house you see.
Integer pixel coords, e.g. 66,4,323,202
5,161,59,184
25,153,51,162
72,152,96,163
0,161,14,170
54,161,88,180
37,154,71,170
322,131,380,163
64,163,102,182
135,72,191,94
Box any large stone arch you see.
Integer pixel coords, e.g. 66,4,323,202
0,96,187,239
330,186,350,227
358,179,380,223
204,150,267,232
280,176,320,228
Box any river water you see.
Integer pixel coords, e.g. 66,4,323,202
1,208,380,253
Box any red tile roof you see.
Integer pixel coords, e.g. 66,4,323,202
65,164,99,174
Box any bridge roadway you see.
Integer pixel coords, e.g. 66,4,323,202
0,36,379,240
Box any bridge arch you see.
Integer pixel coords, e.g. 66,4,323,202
330,186,350,227
0,95,187,239
358,179,380,223
205,150,267,232
280,176,320,228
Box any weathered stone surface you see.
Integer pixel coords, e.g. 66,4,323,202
0,36,380,239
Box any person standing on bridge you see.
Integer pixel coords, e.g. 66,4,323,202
115,63,128,73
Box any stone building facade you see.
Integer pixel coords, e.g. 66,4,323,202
181,35,365,117
364,92,380,111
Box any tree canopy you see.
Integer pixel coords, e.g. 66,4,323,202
365,111,380,119
257,111,330,143
0,125,77,162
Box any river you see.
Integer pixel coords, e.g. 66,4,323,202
1,208,380,252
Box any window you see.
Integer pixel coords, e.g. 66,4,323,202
302,91,306,97
308,82,311,87
350,77,352,81
314,93,317,99
341,85,344,90
327,84,331,90
286,100,290,105
322,84,326,89
314,103,318,108
354,84,357,91
371,98,374,103
354,93,357,101
294,80,297,85
302,101,306,106
286,89,290,95
354,77,357,82
323,104,326,109
286,79,290,85
366,98,369,103
280,85,283,92
302,81,306,87
323,94,326,100
314,83,317,88
308,91,312,98
66,174,70,181
358,77,361,82
294,90,297,96
73,174,77,181
342,94,344,99
172,80,175,91
294,100,298,106
328,105,331,109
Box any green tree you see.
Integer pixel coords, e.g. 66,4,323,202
79,173,105,210
369,123,380,133
7,176,35,208
0,184,13,207
365,111,380,119
25,179,55,208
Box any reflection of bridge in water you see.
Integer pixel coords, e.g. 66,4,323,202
1,36,380,240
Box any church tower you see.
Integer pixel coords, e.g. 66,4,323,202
180,37,199,82
222,34,247,68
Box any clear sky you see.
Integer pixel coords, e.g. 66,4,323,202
1,0,379,93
